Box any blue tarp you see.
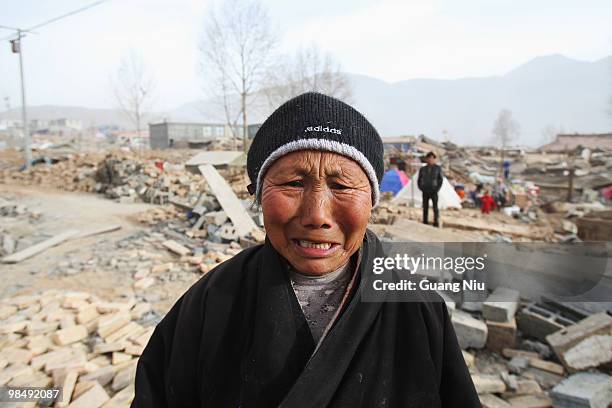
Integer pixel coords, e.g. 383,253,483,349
380,169,404,195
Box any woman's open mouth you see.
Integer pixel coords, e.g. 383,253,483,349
292,239,341,257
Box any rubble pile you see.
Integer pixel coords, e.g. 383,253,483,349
47,225,240,287
0,153,102,193
372,201,556,242
0,290,157,407
0,151,250,206
93,154,208,205
448,288,612,407
0,196,45,259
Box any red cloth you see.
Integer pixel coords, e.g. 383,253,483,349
480,194,496,214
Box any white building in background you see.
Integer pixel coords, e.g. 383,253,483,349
148,122,261,149
0,119,22,131
29,119,50,131
49,118,83,132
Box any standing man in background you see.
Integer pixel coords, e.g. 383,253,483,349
503,159,511,180
418,151,444,227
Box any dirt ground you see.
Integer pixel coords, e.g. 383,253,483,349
0,183,200,312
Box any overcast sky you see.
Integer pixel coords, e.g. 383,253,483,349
1,0,611,111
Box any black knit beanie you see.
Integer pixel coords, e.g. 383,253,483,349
246,92,384,206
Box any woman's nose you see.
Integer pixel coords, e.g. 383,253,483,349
298,188,333,230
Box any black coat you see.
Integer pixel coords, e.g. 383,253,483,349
131,230,480,408
418,164,444,193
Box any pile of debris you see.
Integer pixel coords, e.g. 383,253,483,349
1,196,45,259
372,202,555,242
46,226,240,287
0,151,250,207
0,290,157,407
0,153,102,193
448,287,612,407
92,154,208,205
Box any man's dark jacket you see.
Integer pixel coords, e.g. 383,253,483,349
131,230,480,408
418,164,444,192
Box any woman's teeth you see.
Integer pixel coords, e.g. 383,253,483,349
298,240,332,250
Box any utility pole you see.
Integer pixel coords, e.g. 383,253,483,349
15,30,32,169
566,146,575,202
1,0,111,169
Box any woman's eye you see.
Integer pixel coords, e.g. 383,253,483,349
284,180,303,187
331,182,350,190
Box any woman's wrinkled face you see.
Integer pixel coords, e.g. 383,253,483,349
261,150,372,276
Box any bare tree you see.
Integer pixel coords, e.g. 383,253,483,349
492,109,520,177
262,44,353,110
199,0,277,152
540,125,564,147
112,49,155,142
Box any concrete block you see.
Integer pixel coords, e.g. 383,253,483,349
452,310,488,349
506,394,552,407
462,350,475,369
546,312,612,370
111,351,132,365
563,334,612,371
472,374,506,394
517,303,573,341
67,381,109,408
26,334,53,355
104,384,134,407
51,325,88,346
31,348,73,370
507,356,530,374
55,370,78,407
483,287,520,322
76,306,99,324
479,394,511,408
0,347,34,364
105,322,143,344
551,372,612,408
97,313,131,339
528,358,564,376
133,277,156,290
112,360,138,391
93,342,125,354
502,348,539,360
80,365,117,387
130,303,151,320
486,318,517,353
204,210,228,226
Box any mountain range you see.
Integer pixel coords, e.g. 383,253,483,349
1,54,611,146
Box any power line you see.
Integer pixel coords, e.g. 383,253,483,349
0,0,111,41
1,0,112,169
0,24,21,31
28,0,111,31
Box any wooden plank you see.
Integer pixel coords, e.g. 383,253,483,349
74,225,121,239
186,151,244,171
2,229,80,263
198,164,260,238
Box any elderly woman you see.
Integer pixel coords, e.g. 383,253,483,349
132,93,479,407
